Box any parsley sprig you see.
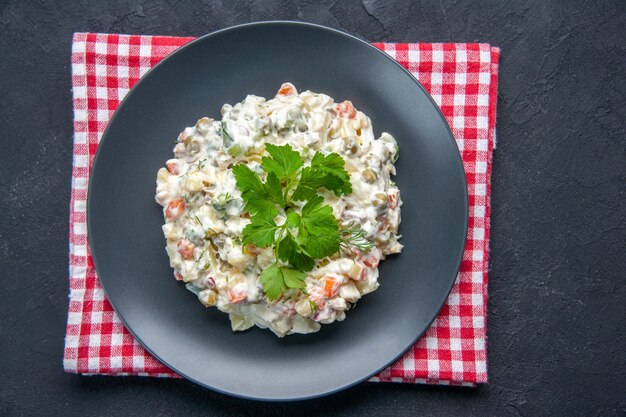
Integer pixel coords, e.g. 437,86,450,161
232,144,359,300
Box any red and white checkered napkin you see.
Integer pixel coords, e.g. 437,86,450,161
64,33,499,386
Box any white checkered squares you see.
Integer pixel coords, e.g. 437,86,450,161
72,177,88,191
476,139,489,151
139,44,152,57
455,49,467,63
74,109,87,122
402,356,416,372
73,86,87,99
118,43,129,56
473,205,486,218
480,49,490,63
95,42,107,55
95,64,106,77
95,86,107,99
133,355,145,369
427,359,440,373
90,311,103,324
451,359,464,373
426,336,439,349
450,338,462,352
111,332,123,347
88,356,100,370
72,40,86,54
472,293,483,305
73,222,87,236
431,72,443,86
476,360,487,374
73,244,87,257
88,333,101,347
477,94,489,106
448,285,461,306
97,109,109,122
110,355,123,370
117,64,129,79
72,63,86,76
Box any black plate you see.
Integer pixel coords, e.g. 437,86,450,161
88,21,467,401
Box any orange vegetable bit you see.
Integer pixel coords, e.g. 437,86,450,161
335,100,357,119
175,272,184,281
229,289,248,304
388,192,398,209
177,239,195,260
277,82,296,96
323,276,338,298
166,159,180,175
361,253,379,269
165,198,186,221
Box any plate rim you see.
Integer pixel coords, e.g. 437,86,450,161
87,20,469,401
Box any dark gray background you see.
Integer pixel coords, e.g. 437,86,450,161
0,0,624,416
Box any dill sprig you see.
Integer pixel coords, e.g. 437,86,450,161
339,222,374,254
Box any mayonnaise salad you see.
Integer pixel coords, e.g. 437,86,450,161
155,83,402,337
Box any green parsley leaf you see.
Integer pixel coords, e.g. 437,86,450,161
285,211,300,228
298,195,340,258
259,263,285,301
259,263,307,300
291,152,352,200
242,211,278,247
282,268,307,289
232,164,277,216
291,166,326,201
263,172,284,206
277,232,315,272
232,164,264,197
310,151,352,195
261,144,304,179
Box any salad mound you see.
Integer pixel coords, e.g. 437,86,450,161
155,83,402,337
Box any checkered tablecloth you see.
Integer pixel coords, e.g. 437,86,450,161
64,33,499,386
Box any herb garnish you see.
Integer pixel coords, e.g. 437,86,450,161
233,144,368,300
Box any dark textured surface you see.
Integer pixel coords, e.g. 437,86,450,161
0,0,624,415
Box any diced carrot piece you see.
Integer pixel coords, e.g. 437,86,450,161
388,193,397,209
336,100,357,119
166,159,180,175
177,239,195,259
277,82,296,96
362,253,379,268
175,272,184,281
323,276,338,298
165,198,186,221
229,288,247,304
